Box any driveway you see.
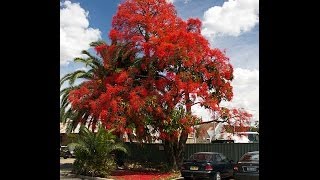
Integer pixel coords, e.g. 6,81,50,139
60,158,78,179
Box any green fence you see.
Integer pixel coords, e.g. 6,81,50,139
124,143,259,163
124,143,166,163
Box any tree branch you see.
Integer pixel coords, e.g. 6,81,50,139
195,114,247,125
196,119,227,125
191,102,202,106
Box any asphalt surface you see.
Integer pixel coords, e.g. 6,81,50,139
60,158,113,179
60,158,77,179
60,158,81,179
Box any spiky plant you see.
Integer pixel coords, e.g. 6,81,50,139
73,125,128,177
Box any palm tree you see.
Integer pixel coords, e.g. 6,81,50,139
60,41,136,133
73,125,128,177
60,41,107,133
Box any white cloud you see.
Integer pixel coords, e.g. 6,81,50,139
60,1,101,65
75,67,89,72
166,0,175,3
192,103,214,122
166,0,190,4
221,68,259,122
202,0,259,37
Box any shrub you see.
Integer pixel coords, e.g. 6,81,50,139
72,125,127,177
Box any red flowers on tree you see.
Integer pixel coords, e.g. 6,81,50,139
219,107,253,133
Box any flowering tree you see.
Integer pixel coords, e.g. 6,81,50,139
194,107,252,137
61,0,241,170
221,108,253,134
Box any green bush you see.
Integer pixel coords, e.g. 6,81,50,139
72,125,127,177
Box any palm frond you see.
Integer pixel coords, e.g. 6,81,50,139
78,73,93,80
68,70,89,86
110,143,128,154
60,108,74,124
60,86,75,96
90,40,107,47
60,73,73,87
66,118,80,134
60,94,71,109
65,110,88,133
61,70,89,87
60,86,79,110
81,50,104,68
74,57,96,70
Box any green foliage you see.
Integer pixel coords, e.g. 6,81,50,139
72,125,128,178
125,161,172,172
60,42,107,132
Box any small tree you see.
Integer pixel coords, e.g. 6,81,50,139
73,125,127,178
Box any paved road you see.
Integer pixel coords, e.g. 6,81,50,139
60,158,114,179
60,158,80,179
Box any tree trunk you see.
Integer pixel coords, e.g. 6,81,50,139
163,140,174,168
163,131,188,171
163,92,192,171
176,130,188,169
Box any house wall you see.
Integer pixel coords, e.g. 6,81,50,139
60,133,79,146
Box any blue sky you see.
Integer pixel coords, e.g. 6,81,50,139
60,0,259,123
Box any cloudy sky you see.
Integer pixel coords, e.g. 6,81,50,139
60,0,259,123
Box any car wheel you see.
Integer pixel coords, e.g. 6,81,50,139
213,172,221,180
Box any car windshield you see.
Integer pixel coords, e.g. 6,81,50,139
239,153,259,162
189,153,214,161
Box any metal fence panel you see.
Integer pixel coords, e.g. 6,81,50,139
125,143,259,163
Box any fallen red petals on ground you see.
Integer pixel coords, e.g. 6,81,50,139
110,170,174,180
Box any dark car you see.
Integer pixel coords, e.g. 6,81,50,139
60,146,73,159
233,151,259,180
181,152,234,180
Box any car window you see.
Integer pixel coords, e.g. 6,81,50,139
189,154,214,161
218,154,228,162
239,153,259,162
215,154,222,162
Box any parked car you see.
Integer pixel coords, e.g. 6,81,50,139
233,151,259,180
181,152,234,180
60,145,74,159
